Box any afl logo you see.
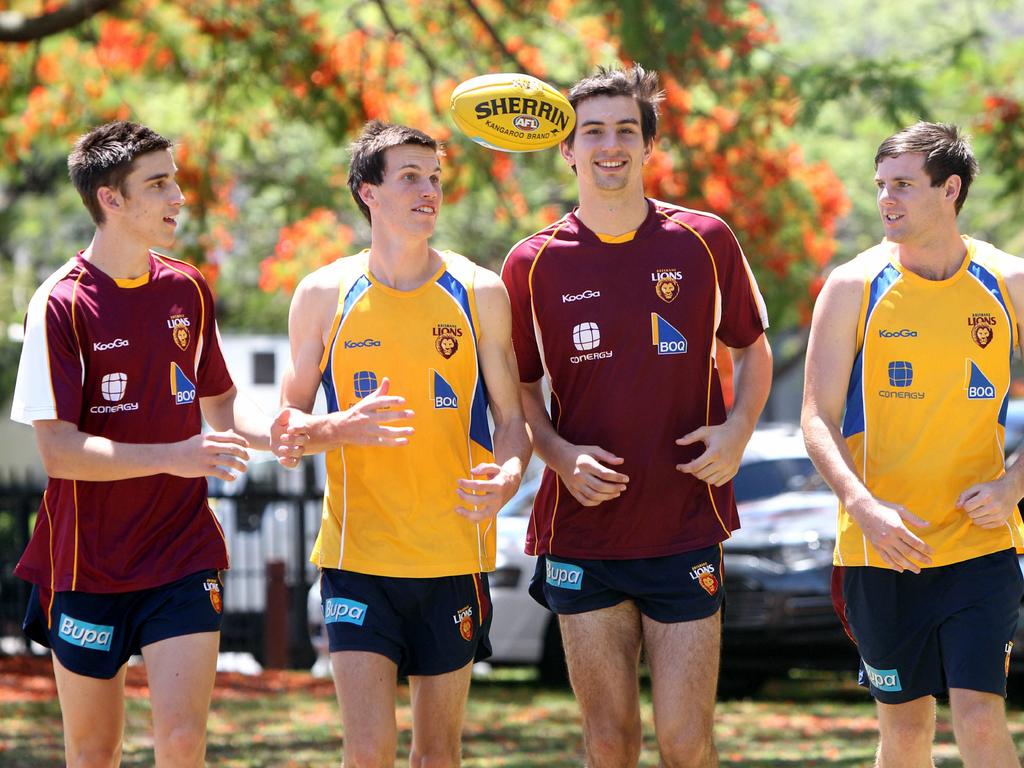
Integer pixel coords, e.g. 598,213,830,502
512,114,540,132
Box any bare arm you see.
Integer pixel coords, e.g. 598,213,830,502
676,333,773,486
33,418,250,483
279,266,413,457
453,269,532,521
800,263,932,572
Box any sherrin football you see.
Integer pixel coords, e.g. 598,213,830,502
450,73,576,153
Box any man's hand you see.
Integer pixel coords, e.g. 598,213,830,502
271,408,309,469
170,430,250,482
455,463,523,522
554,445,629,507
675,421,747,486
849,497,933,573
339,377,415,446
958,478,1019,529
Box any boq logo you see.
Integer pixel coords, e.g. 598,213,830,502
512,115,540,131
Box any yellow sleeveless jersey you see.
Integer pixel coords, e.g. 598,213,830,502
310,249,496,577
838,237,1024,568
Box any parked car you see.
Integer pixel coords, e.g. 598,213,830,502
486,425,857,692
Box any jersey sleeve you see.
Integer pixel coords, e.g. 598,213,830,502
710,222,770,348
11,283,84,426
500,241,545,383
195,277,233,398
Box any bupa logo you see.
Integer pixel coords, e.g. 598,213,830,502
58,613,114,651
964,359,996,400
324,597,368,626
170,362,197,405
344,338,382,349
878,329,918,338
651,313,687,355
562,289,601,303
545,559,583,590
863,662,902,692
93,338,129,352
431,370,458,409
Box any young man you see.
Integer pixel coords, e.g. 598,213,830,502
280,121,530,767
501,66,772,768
10,121,302,767
802,122,1024,768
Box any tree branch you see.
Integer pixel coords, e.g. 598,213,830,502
0,0,121,44
460,0,542,79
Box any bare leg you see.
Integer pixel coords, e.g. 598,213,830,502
408,661,475,767
642,610,720,768
560,601,644,768
52,652,127,768
332,650,399,768
875,696,936,768
949,688,1021,768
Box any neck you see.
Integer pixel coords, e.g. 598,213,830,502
575,186,649,236
894,227,966,281
81,228,153,280
367,231,440,290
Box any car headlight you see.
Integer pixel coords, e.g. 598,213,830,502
490,566,522,589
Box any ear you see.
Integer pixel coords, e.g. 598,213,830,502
358,182,376,209
96,185,122,215
559,138,575,170
642,138,653,165
944,174,962,204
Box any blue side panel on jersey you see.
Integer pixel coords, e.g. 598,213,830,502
842,347,866,437
321,276,373,415
470,377,493,452
842,264,900,438
1000,392,1009,427
968,262,1011,320
436,269,491,451
435,271,477,338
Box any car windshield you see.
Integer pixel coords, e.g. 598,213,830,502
733,457,828,503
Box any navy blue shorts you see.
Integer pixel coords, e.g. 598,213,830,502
528,544,725,623
843,549,1023,704
319,568,492,677
23,569,224,680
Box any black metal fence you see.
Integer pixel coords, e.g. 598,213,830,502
0,480,324,669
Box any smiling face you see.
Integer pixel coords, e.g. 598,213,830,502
359,144,442,240
561,95,651,197
875,152,960,246
102,149,185,250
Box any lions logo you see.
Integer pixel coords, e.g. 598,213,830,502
173,325,190,351
435,330,459,359
168,313,192,351
204,577,223,614
971,319,995,349
698,573,718,596
655,276,679,303
453,605,474,641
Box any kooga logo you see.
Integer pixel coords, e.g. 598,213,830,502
878,329,918,338
344,339,382,349
562,289,601,303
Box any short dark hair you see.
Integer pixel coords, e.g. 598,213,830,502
67,121,173,225
875,122,979,214
565,64,664,147
347,121,438,222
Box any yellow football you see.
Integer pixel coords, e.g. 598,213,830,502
450,73,576,153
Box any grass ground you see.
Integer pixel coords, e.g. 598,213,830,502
3,657,1024,766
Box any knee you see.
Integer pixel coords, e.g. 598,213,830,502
66,741,122,768
879,715,934,754
657,725,715,768
952,698,1007,747
584,725,642,767
409,747,461,768
155,721,206,766
344,742,395,768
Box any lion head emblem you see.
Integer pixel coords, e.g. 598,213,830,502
656,277,679,303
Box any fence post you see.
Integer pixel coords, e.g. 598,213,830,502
264,560,288,669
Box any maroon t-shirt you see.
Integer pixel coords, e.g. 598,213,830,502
11,252,234,592
501,199,768,559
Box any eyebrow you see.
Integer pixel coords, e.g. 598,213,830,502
398,163,441,173
580,117,641,127
142,172,171,182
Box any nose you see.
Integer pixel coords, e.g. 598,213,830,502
169,182,185,207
